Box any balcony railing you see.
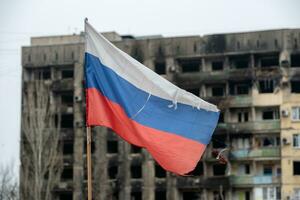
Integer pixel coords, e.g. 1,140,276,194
230,147,280,160
231,175,280,186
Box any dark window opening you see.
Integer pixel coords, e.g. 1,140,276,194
155,190,166,200
108,166,118,179
229,81,250,95
212,86,225,97
155,164,166,178
63,141,73,155
155,61,166,75
187,162,203,176
59,193,72,200
291,81,300,93
291,54,300,67
263,166,272,176
245,191,250,200
212,61,223,71
263,138,275,147
62,69,74,79
131,165,142,179
61,114,73,128
238,112,249,122
260,56,279,68
107,140,118,154
213,164,226,176
61,167,73,180
218,112,224,123
182,192,201,200
131,145,142,154
186,88,199,96
61,93,73,106
212,136,226,149
34,69,51,80
245,164,250,174
293,161,300,175
213,191,226,200
180,60,200,73
131,191,142,200
259,80,274,93
234,59,249,69
262,109,279,120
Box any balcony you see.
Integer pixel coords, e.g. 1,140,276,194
230,175,280,186
215,120,280,134
230,147,280,160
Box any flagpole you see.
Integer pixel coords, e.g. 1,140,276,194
86,126,93,200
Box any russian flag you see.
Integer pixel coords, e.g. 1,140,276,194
84,21,220,175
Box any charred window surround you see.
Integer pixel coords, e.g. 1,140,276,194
179,59,201,73
230,56,249,69
256,54,279,68
211,61,224,71
258,80,275,93
229,81,251,95
211,84,226,97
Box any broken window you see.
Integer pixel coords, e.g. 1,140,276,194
294,162,300,175
61,68,74,79
229,81,250,95
155,61,166,75
187,162,203,176
34,68,51,80
180,60,201,73
61,92,73,106
155,190,166,200
107,140,118,154
131,144,142,154
292,107,300,121
213,164,226,176
233,58,249,69
291,81,300,93
131,191,142,200
291,54,300,67
61,167,73,180
108,165,118,179
63,141,73,155
183,192,201,200
238,112,249,122
131,164,142,179
61,114,73,128
260,55,279,68
186,88,199,96
155,163,166,178
59,192,72,200
212,61,223,71
259,80,274,93
212,85,225,97
263,166,273,176
262,108,279,120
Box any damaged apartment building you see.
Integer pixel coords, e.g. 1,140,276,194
21,28,300,200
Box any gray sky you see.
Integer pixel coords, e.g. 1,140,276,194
0,0,300,175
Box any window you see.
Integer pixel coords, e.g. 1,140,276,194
291,81,300,93
259,80,274,93
262,109,279,120
131,165,142,178
238,112,249,122
187,162,203,176
59,192,72,200
131,145,141,154
212,136,226,149
183,192,201,200
293,134,300,148
218,112,224,123
61,93,73,106
154,61,166,75
186,88,199,96
230,56,249,69
213,164,226,176
245,191,250,200
155,190,166,200
263,166,273,176
107,140,118,153
61,114,73,128
212,86,225,97
245,164,251,174
61,167,73,180
63,141,73,155
292,107,300,121
291,54,300,67
62,69,74,79
34,68,51,80
180,60,200,73
260,56,279,67
229,81,251,95
155,163,166,178
131,191,142,200
108,165,118,179
293,161,300,175
212,61,223,71
238,164,251,175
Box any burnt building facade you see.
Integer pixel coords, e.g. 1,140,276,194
21,28,300,200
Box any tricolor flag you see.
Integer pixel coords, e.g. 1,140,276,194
84,21,220,175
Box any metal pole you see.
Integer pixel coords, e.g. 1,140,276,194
86,126,93,200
